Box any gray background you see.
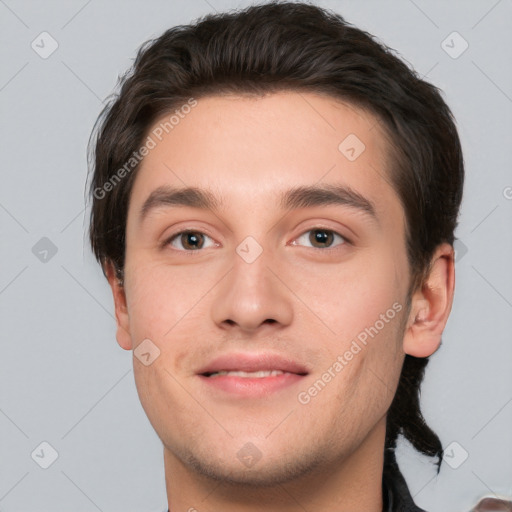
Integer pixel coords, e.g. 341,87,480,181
1,0,511,511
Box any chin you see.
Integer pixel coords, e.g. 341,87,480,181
183,447,326,488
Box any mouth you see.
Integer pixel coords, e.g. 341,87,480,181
203,369,299,378
197,353,309,397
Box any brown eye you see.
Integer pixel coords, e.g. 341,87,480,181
168,231,214,251
309,229,334,248
294,229,346,249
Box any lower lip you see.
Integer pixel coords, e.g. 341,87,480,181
198,372,306,397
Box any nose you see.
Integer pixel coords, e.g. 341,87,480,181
210,245,294,334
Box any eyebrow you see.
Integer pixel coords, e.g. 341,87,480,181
138,183,378,224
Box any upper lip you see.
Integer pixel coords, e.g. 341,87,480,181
198,353,309,376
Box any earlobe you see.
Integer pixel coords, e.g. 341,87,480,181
402,243,455,358
105,263,133,351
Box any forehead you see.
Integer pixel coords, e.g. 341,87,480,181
128,91,403,226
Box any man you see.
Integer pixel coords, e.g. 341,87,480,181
88,2,464,510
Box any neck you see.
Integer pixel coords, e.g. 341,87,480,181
164,417,387,512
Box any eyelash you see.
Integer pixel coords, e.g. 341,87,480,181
163,228,351,252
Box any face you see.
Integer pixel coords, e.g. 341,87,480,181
114,91,415,485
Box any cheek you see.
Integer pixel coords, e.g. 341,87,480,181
292,253,404,343
124,258,212,340
131,353,205,447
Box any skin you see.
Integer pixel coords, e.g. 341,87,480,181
106,91,455,512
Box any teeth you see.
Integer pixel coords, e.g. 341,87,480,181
209,370,285,378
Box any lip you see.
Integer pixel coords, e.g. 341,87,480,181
197,352,309,398
197,352,309,375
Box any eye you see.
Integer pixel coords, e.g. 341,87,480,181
292,228,348,249
166,230,217,251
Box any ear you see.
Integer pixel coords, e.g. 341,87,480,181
105,262,133,351
402,243,455,358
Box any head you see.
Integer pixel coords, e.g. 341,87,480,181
88,1,463,487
